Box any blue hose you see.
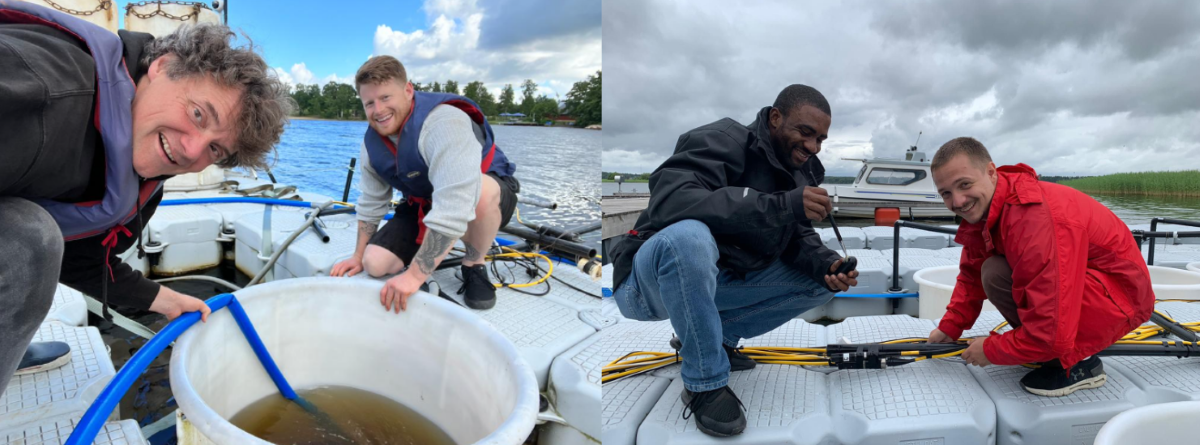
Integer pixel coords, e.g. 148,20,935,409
834,293,920,298
65,293,296,445
160,197,394,220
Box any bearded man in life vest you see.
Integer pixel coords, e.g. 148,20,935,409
927,137,1154,397
0,1,292,393
330,56,520,312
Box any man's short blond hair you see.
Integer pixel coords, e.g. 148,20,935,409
932,137,993,172
355,55,407,92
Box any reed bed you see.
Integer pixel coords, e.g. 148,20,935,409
1061,170,1200,197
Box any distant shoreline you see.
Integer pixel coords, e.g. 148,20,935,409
289,115,366,122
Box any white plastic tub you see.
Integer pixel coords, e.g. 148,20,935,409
1147,265,1200,300
1189,261,1200,273
170,277,540,444
1094,401,1200,444
914,265,997,319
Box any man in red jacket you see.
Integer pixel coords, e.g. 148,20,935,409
927,137,1154,397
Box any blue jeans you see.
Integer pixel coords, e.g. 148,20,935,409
614,220,834,392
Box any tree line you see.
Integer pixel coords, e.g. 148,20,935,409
289,70,601,128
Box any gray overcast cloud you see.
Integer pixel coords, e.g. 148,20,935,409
602,0,1200,176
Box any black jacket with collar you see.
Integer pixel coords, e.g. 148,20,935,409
610,106,841,290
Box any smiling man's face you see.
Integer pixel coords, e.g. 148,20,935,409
359,79,414,137
131,55,241,178
933,153,998,224
768,104,830,170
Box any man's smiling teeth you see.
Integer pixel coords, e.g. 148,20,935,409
159,133,177,163
375,113,393,123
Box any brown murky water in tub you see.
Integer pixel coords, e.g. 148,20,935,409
229,385,456,445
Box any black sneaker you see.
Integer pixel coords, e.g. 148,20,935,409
15,342,71,376
1020,356,1107,397
669,336,756,372
681,386,746,437
459,264,497,310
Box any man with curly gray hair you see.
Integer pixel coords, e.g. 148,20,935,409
0,0,292,392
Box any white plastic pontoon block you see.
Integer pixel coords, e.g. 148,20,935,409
637,365,833,445
942,225,962,247
147,205,223,275
0,324,116,432
545,332,603,442
844,256,893,295
597,320,680,380
937,246,964,262
937,310,1012,340
0,418,147,445
43,285,88,327
829,360,996,444
861,226,897,250
821,227,866,250
899,228,950,250
969,362,1145,445
601,375,671,445
844,249,881,258
827,315,936,344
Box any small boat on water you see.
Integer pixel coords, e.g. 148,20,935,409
828,145,957,219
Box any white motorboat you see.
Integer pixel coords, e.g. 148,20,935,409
829,146,957,219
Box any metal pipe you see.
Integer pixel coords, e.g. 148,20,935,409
1149,218,1200,265
501,224,597,259
1150,312,1200,342
304,212,331,243
518,195,557,210
565,221,602,236
342,157,356,203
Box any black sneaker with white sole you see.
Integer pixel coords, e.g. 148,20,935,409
15,341,71,376
669,336,757,372
458,264,497,310
681,386,747,437
1020,356,1107,397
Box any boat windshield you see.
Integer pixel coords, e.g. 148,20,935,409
855,165,867,184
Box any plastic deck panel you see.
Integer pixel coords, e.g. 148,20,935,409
969,363,1144,445
637,365,833,445
896,257,957,293
430,268,596,390
798,304,827,323
44,285,87,327
602,375,671,445
741,319,829,348
844,249,880,258
597,320,681,380
938,310,1012,339
0,324,115,432
937,247,964,261
549,333,603,439
825,296,893,322
1156,224,1200,245
580,309,620,330
821,227,867,250
829,360,996,445
1105,355,1200,404
1142,249,1197,269
1154,301,1200,325
231,210,308,277
861,227,897,250
601,297,633,323
878,248,940,259
1,418,146,445
540,265,604,312
898,228,950,250
827,315,936,344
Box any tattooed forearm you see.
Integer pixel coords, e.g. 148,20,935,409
413,230,456,275
464,242,484,262
358,220,378,238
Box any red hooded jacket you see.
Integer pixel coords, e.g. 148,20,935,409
936,164,1155,368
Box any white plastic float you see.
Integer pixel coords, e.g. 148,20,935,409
1189,261,1200,273
1094,401,1200,445
170,277,540,445
914,265,998,319
1146,265,1200,300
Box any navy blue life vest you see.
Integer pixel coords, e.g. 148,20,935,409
363,91,516,202
0,1,162,242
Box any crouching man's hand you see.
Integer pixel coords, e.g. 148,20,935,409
149,286,211,322
824,258,859,291
962,336,992,367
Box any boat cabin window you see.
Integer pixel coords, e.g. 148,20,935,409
855,165,867,183
865,168,927,186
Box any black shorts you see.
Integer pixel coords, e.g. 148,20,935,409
368,173,519,264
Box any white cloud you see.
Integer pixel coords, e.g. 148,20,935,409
370,0,600,98
290,63,315,85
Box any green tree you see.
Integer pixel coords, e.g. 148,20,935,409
520,79,538,117
462,81,498,116
530,95,559,124
499,84,516,114
444,80,459,95
431,81,442,93
411,81,424,92
564,70,601,127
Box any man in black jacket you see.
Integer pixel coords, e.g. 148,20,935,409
609,84,858,436
1,2,292,395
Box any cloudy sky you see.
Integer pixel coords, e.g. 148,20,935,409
602,0,1200,176
228,0,599,98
